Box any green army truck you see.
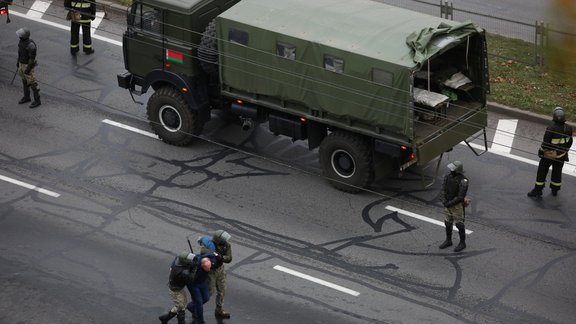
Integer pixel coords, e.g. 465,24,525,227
117,0,489,192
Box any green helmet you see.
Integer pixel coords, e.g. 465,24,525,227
16,27,31,39
553,107,566,124
178,251,194,265
447,161,463,173
212,230,231,244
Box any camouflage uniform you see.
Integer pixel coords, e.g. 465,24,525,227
199,230,232,318
158,252,197,324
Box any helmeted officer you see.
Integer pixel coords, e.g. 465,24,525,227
64,0,96,54
528,107,573,198
158,251,197,324
196,230,232,318
16,27,41,109
210,230,232,318
439,161,469,252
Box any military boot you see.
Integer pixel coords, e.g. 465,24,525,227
18,80,31,104
176,311,185,324
29,86,41,109
527,187,542,198
158,310,177,324
438,221,453,249
215,307,231,319
454,223,466,252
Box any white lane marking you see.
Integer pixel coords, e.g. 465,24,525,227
10,11,123,46
0,174,61,198
491,119,518,153
102,119,159,139
91,11,106,32
385,205,473,234
273,265,360,297
27,0,52,19
464,141,576,178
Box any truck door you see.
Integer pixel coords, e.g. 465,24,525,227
123,2,164,77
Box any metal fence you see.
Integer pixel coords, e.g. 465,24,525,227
375,0,576,68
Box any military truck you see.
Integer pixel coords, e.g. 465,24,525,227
117,0,489,192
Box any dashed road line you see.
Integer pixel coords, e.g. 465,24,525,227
385,205,473,234
0,174,61,198
491,119,518,153
102,119,159,139
273,265,360,297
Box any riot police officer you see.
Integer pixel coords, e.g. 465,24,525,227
528,107,573,198
210,230,232,318
16,27,41,109
439,161,469,252
158,251,197,324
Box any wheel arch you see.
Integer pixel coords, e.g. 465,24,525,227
143,70,211,123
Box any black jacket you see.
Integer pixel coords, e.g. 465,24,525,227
168,257,196,291
440,172,469,208
18,38,37,65
539,122,573,162
64,0,96,22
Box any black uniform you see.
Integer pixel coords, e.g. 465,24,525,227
533,122,573,194
64,0,96,54
17,30,41,108
440,172,469,210
439,163,469,252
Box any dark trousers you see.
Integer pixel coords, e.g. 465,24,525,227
535,157,564,191
70,21,92,51
186,281,210,324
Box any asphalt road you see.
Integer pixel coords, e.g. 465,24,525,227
1,3,575,324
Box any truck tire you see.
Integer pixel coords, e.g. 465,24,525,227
198,20,218,74
319,131,374,193
147,86,203,146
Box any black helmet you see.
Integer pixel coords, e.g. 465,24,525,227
553,107,566,124
16,27,31,39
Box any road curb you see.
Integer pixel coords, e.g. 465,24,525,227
98,0,128,16
488,101,576,128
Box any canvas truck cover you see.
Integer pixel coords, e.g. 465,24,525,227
217,0,484,142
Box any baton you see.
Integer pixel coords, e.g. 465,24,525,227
186,235,194,253
10,67,17,85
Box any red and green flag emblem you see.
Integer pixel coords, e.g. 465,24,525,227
166,49,184,64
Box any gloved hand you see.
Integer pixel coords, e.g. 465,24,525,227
16,62,19,68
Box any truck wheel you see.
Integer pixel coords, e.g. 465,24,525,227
198,20,218,74
147,86,202,146
319,131,374,193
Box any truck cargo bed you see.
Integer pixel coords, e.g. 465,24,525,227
414,100,485,146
